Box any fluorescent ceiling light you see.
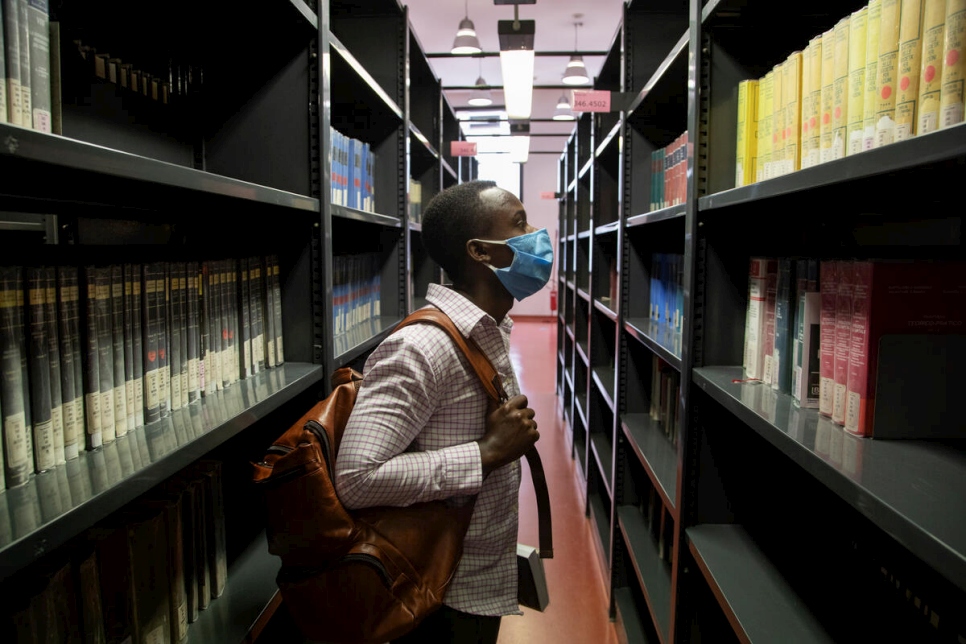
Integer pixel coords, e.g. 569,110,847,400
498,19,535,120
508,135,530,163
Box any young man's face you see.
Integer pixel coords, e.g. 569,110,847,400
477,187,537,269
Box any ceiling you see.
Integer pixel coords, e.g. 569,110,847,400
404,0,626,156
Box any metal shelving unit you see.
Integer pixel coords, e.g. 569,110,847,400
557,0,966,641
1,0,473,640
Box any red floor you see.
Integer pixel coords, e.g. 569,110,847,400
498,317,620,644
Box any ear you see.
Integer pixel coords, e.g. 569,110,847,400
466,239,491,263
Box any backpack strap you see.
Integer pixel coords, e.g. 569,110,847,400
394,308,553,559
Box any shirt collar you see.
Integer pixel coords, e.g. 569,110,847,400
424,283,514,338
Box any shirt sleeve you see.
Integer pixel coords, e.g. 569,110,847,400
334,330,484,509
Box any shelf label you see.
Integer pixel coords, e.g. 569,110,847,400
450,141,477,156
540,191,557,200
572,90,611,113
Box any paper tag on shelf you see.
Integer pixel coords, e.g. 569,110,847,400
572,90,611,112
450,141,477,156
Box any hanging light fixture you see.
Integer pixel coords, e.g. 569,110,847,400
451,0,482,55
468,59,493,106
562,17,590,86
553,93,575,120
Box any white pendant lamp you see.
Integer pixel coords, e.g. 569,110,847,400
562,19,590,86
451,0,482,55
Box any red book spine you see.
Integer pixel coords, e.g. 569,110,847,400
832,260,854,425
819,260,838,416
845,261,873,435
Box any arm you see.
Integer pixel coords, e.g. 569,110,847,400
334,331,484,509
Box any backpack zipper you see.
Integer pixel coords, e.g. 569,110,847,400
266,445,293,456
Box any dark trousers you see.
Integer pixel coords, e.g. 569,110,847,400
390,605,502,644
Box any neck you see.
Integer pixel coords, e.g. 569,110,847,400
452,279,513,323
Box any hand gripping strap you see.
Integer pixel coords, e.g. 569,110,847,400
395,309,553,559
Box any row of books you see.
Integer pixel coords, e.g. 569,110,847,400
735,0,966,187
333,253,382,337
743,257,964,437
650,252,685,335
650,354,681,447
3,459,227,644
649,131,688,210
331,129,375,212
2,0,56,133
0,256,285,490
409,178,423,225
76,36,200,107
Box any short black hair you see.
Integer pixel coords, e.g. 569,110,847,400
421,180,499,284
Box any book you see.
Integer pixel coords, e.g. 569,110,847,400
845,260,966,437
819,260,838,417
82,266,102,449
875,0,902,147
941,0,966,128
4,0,23,125
832,260,855,425
56,265,81,460
917,0,947,134
142,263,161,424
742,258,769,381
864,0,884,149
895,0,926,141
820,29,835,163
25,0,50,132
847,6,868,155
26,265,54,472
1,266,31,488
832,16,851,160
783,52,802,175
110,265,127,437
42,266,65,465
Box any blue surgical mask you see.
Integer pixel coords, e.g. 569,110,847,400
474,228,554,301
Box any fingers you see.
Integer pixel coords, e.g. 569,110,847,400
506,394,529,409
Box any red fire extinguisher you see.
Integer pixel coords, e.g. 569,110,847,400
550,288,557,312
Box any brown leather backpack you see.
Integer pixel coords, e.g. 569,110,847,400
252,308,552,644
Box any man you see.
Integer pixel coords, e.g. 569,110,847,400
334,180,554,643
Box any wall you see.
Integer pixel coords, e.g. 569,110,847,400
510,153,560,318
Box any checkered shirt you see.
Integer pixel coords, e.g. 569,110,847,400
334,283,523,617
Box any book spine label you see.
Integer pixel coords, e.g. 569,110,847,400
1,267,31,485
28,267,54,471
43,267,65,464
83,267,102,448
56,267,79,459
110,266,127,437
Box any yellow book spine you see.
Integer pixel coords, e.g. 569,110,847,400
941,0,966,127
784,51,803,173
833,16,851,160
807,36,824,167
876,0,903,147
737,80,749,187
918,0,947,134
749,80,759,183
896,0,926,140
865,0,884,149
848,7,869,155
821,29,836,163
771,63,784,178
801,43,814,169
759,71,774,181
